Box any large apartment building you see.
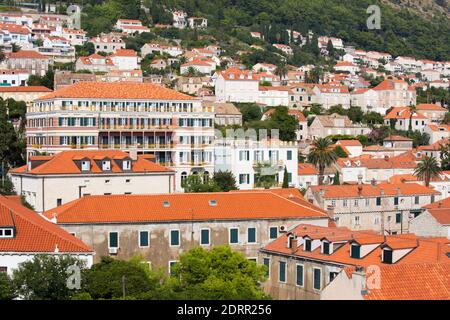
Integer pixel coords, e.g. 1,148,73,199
26,82,215,191
305,182,441,234
43,189,329,272
259,223,449,299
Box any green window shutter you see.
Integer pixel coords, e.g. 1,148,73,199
247,228,256,243
304,239,311,251
109,232,118,248
263,258,270,278
383,249,393,264
376,197,381,206
323,242,330,254
396,213,402,223
269,227,278,240
287,150,292,160
296,265,304,286
350,244,361,258
229,228,238,244
313,268,321,290
170,230,180,246
201,229,209,245
139,231,149,247
279,261,286,282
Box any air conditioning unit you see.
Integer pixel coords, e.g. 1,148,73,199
279,225,287,233
109,247,118,255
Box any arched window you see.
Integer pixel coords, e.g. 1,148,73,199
181,172,187,183
203,171,209,183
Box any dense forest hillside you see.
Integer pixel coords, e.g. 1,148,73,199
30,0,450,61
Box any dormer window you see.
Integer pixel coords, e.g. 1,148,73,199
81,160,90,171
322,241,330,254
0,228,14,238
304,239,312,251
122,160,131,171
382,249,393,264
350,244,361,259
102,160,111,171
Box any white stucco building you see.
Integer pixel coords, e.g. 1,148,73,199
214,139,299,190
215,68,259,103
10,150,175,213
0,195,93,276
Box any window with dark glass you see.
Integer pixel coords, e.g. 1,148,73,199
350,244,361,259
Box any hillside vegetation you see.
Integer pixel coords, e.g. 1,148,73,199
46,0,450,61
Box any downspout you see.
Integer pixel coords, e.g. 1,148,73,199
41,177,45,213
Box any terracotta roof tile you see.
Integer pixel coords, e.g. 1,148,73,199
310,182,439,199
11,150,172,175
0,195,92,253
362,263,450,300
36,82,194,101
43,191,328,224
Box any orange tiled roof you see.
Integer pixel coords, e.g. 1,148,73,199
426,208,450,225
418,138,449,151
0,23,30,34
36,82,194,101
336,140,362,147
298,163,319,175
110,49,137,57
385,107,427,120
43,191,328,224
337,154,417,170
262,224,449,268
310,182,439,199
7,50,49,59
424,196,450,210
0,195,92,253
0,86,52,92
416,103,447,111
361,263,450,300
10,150,172,175
217,67,259,81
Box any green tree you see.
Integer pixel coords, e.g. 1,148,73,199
213,171,238,192
307,138,338,185
254,162,278,189
163,246,268,300
182,174,221,193
267,106,297,141
362,111,384,126
440,142,450,170
414,156,442,187
11,255,87,300
0,272,14,300
83,256,159,300
282,166,289,188
237,103,262,123
274,63,288,85
27,69,54,89
334,145,348,158
333,172,340,185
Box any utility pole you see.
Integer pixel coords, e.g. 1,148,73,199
122,275,126,299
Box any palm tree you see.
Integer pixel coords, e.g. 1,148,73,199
414,156,442,187
275,64,288,85
307,138,338,185
408,105,417,133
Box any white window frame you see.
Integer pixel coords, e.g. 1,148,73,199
200,228,210,246
262,257,271,280
168,260,178,275
108,231,119,249
268,226,278,240
313,267,322,291
278,260,287,283
296,263,305,288
170,229,180,247
247,227,257,244
139,230,150,248
228,227,239,245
